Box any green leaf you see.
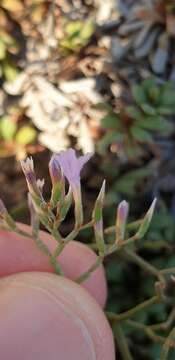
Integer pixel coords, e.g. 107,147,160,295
2,32,19,53
101,113,120,129
63,18,94,52
142,77,156,93
15,126,36,145
125,142,143,158
0,116,17,140
2,60,19,81
135,116,173,133
114,165,152,196
141,103,157,116
157,107,175,116
131,126,153,142
125,106,142,121
159,84,175,108
66,21,83,36
80,19,94,40
0,39,6,60
132,85,147,105
148,86,161,103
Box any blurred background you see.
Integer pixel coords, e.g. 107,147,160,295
1,0,175,358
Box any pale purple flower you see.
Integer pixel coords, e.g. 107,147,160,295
54,149,92,189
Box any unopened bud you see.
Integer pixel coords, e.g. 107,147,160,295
21,157,42,198
116,200,129,242
49,156,62,185
49,155,65,208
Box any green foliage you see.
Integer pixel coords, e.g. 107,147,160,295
107,165,153,199
60,18,95,53
0,116,17,141
15,126,36,145
0,30,19,81
132,78,175,116
0,115,37,158
98,78,174,160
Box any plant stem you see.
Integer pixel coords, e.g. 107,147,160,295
76,256,104,283
50,255,64,275
160,327,175,360
79,221,93,231
53,242,65,258
105,220,142,235
15,227,51,257
15,228,33,239
64,227,79,242
122,248,164,283
113,323,133,360
126,320,166,345
150,308,175,331
34,236,52,257
160,267,175,275
107,295,159,322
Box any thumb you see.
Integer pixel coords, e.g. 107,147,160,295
0,272,115,360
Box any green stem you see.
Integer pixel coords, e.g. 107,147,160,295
126,320,166,345
79,221,93,231
34,237,52,257
160,267,175,275
107,295,159,322
50,256,64,275
113,323,133,360
64,227,79,242
122,248,164,283
53,242,65,258
150,308,175,331
160,327,175,360
105,220,142,235
51,228,62,242
15,225,64,275
76,256,103,283
15,228,33,239
15,228,51,257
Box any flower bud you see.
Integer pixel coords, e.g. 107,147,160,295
21,158,42,198
49,155,65,208
49,156,62,185
116,200,129,243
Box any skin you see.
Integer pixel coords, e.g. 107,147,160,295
0,223,107,307
0,272,115,360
